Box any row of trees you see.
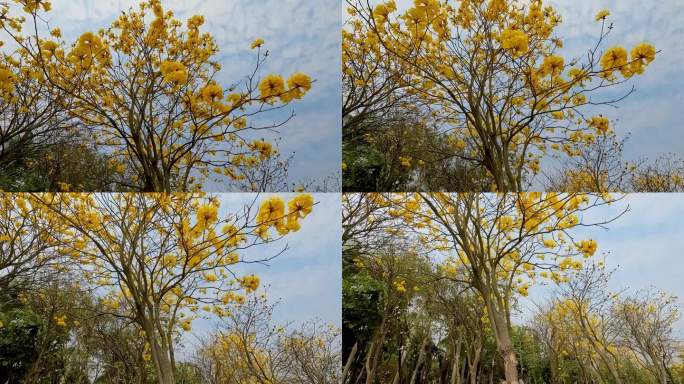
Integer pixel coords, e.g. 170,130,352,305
0,0,317,192
342,193,683,383
342,0,682,192
0,192,340,383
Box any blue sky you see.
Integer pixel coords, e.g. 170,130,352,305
178,192,341,358
518,194,684,335
36,0,341,189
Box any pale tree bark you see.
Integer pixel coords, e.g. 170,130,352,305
450,336,462,384
391,345,406,384
141,316,176,384
342,342,358,384
409,336,430,384
363,317,387,384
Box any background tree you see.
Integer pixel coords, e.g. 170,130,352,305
546,133,684,193
0,128,121,192
343,112,491,191
545,132,633,193
629,154,684,192
614,289,681,384
343,240,432,384
195,294,341,384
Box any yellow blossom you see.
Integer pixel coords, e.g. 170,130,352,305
595,9,610,22
250,38,265,49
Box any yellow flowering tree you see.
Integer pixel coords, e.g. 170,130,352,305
540,264,626,383
0,193,60,291
613,289,680,384
26,192,314,384
195,295,341,383
346,192,620,384
545,132,632,192
2,0,312,191
0,34,73,168
534,263,680,384
344,0,657,191
345,245,428,384
629,154,684,192
547,134,684,193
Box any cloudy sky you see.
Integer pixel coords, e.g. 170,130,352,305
518,193,684,334
179,192,341,357
39,0,341,189
548,0,684,162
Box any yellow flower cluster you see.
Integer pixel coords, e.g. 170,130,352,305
393,279,406,293
68,32,110,71
256,197,287,236
497,216,515,231
258,74,286,101
630,43,656,74
250,38,265,49
578,239,598,257
160,61,188,86
256,194,314,237
601,43,655,79
399,156,412,167
258,73,312,103
500,29,529,57
240,274,260,292
539,55,565,78
221,291,245,305
196,203,218,229
559,257,583,271
588,116,610,134
204,273,218,282
54,314,67,327
517,284,530,297
595,9,610,22
543,239,557,248
0,67,17,96
249,140,274,160
20,0,52,13
200,83,223,102
286,194,315,232
180,319,192,331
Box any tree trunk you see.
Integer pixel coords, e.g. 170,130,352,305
488,355,495,384
548,350,559,384
501,346,520,384
486,300,519,384
141,320,175,384
342,342,358,384
364,319,387,384
391,346,405,384
409,337,429,384
590,340,622,384
465,339,482,384
450,336,462,384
